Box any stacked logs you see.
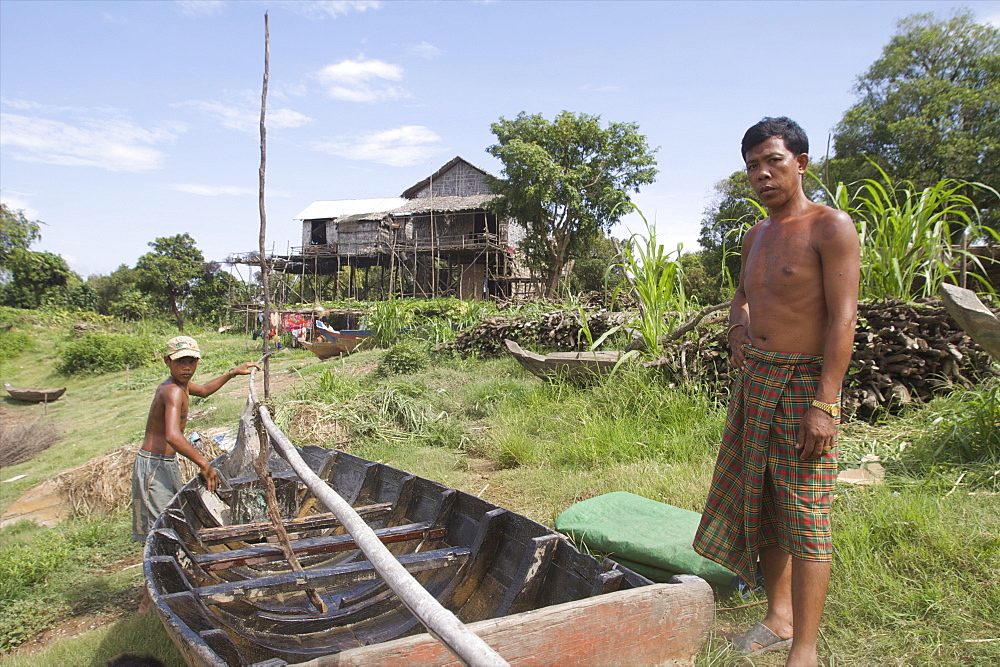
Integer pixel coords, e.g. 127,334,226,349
645,298,997,420
441,309,631,358
447,299,996,421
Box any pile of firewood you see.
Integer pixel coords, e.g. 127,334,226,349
447,298,996,420
442,309,631,357
647,298,997,420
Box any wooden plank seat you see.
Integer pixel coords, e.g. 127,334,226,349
195,547,471,605
194,503,392,545
194,522,446,572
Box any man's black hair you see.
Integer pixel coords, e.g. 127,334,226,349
741,117,809,160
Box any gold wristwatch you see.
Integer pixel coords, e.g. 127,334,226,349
811,399,841,418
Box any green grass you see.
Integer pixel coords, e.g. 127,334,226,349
2,312,999,665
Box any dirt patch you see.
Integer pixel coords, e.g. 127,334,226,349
0,405,63,468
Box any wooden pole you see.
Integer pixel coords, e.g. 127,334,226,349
248,373,508,667
257,12,272,399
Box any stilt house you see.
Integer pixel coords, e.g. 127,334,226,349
276,157,534,300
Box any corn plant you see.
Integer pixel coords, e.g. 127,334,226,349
611,214,688,356
812,165,1000,300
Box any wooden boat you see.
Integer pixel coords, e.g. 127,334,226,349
504,339,624,381
4,383,66,403
939,283,1000,360
145,390,713,666
299,331,373,360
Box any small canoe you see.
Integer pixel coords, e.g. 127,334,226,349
299,331,374,360
4,383,66,403
145,392,714,666
939,283,1000,360
504,339,623,381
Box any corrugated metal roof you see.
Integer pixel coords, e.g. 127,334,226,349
295,198,407,221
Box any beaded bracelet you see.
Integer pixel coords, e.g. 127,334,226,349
727,323,745,337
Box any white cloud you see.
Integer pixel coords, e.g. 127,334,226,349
300,1,381,19
316,58,406,103
169,184,258,196
177,1,226,17
582,84,624,93
984,11,1000,28
0,193,40,220
316,125,442,167
178,99,313,133
410,41,443,60
0,113,181,172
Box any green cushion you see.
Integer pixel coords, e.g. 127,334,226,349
555,491,737,586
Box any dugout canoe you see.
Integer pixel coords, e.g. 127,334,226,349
504,339,624,381
939,283,1000,360
4,383,66,403
298,331,373,360
144,395,713,666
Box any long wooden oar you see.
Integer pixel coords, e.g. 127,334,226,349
247,369,507,667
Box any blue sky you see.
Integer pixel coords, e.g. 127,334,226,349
2,0,998,278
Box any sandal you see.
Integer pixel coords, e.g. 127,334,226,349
731,622,793,655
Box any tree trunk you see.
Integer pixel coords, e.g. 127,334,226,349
169,293,185,332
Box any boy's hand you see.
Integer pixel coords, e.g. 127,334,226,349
231,362,261,376
200,464,220,492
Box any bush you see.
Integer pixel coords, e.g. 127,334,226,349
0,329,34,364
57,333,158,374
375,341,430,377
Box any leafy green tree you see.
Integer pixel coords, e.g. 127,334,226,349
568,233,627,295
697,170,762,296
486,111,658,296
0,204,42,269
87,264,143,317
832,11,1000,227
135,233,205,332
0,248,78,308
188,263,249,324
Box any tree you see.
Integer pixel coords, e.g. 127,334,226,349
0,248,78,308
832,11,1000,226
135,234,205,332
1,204,42,270
568,233,627,295
486,111,658,296
697,170,762,295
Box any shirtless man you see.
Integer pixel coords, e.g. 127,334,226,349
132,336,259,543
694,117,860,667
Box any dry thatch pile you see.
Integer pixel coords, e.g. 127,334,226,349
0,406,63,468
0,428,233,528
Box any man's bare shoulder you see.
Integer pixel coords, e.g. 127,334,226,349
808,202,857,244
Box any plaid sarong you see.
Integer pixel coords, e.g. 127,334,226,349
693,345,838,585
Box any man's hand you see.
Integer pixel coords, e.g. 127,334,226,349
796,408,836,460
200,464,220,493
728,325,751,369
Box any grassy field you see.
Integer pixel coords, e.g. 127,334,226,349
1,309,998,666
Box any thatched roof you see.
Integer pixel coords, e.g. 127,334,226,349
393,194,498,215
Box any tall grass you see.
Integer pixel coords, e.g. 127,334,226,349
612,217,689,355
815,166,999,300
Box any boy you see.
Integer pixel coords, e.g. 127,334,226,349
132,336,259,543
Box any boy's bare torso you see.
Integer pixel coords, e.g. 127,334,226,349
141,378,188,456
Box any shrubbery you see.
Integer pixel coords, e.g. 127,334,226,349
375,341,430,377
0,329,34,364
57,332,158,374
